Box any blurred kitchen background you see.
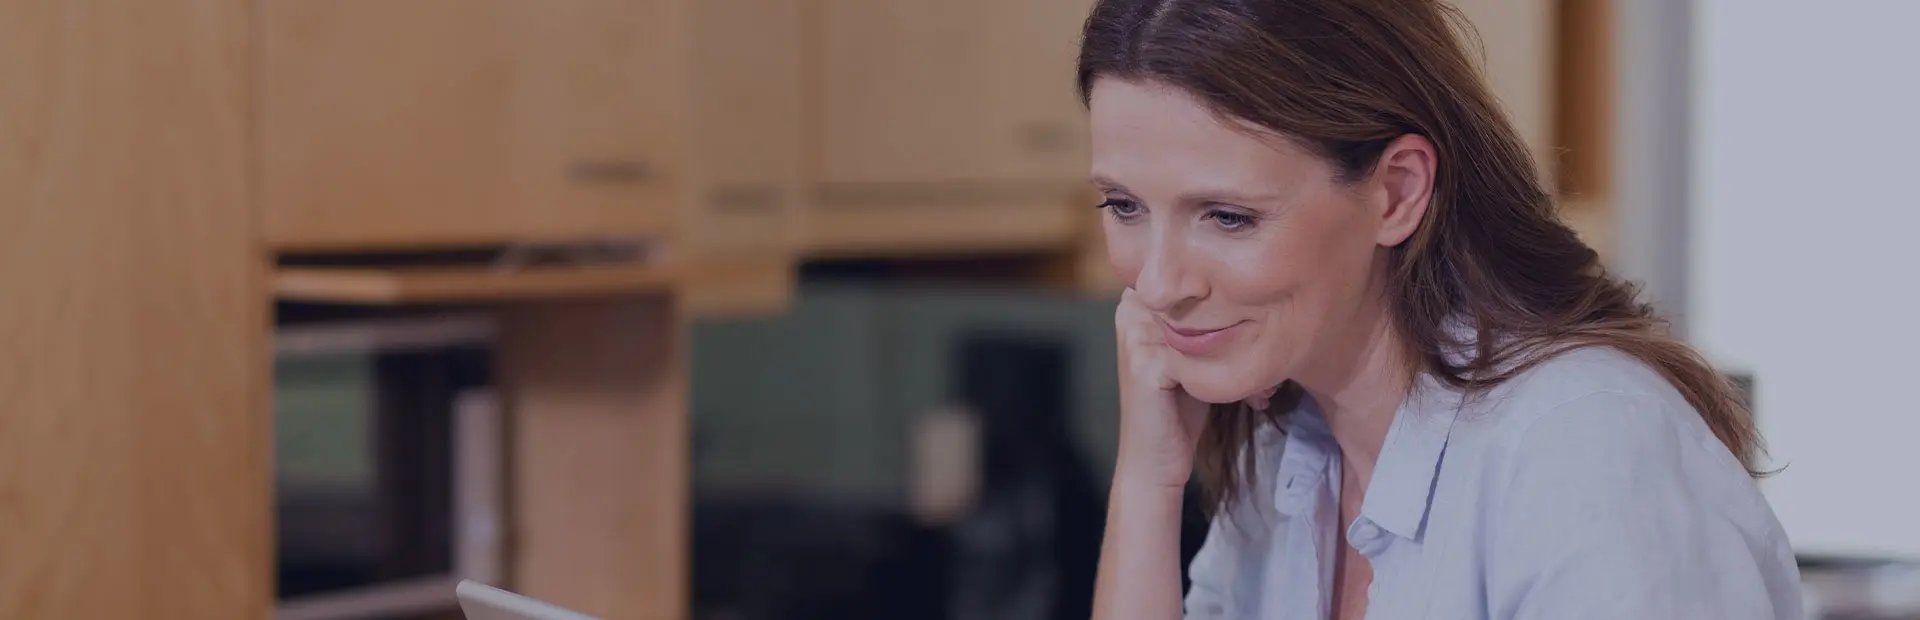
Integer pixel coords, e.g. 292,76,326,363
4,0,1916,619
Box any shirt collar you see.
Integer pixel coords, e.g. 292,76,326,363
1358,375,1463,540
1270,398,1334,518
1269,376,1464,541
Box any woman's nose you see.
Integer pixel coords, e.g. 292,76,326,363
1131,233,1204,313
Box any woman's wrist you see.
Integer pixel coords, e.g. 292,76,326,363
1109,470,1192,501
1111,440,1197,493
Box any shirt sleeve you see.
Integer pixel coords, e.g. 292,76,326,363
1485,391,1802,620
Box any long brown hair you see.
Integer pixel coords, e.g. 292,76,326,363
1076,0,1765,512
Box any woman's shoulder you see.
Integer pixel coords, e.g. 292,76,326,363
1437,347,1800,615
1447,345,1779,533
1460,345,1715,453
1485,345,1690,413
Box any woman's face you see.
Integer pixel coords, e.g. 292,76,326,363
1088,78,1429,404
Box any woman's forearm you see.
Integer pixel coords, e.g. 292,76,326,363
1091,479,1188,620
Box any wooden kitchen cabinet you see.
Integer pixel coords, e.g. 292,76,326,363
4,0,268,616
679,0,806,315
1449,0,1616,258
262,0,804,314
261,0,804,265
1446,0,1617,257
805,0,1096,256
1552,0,1616,259
261,0,687,251
811,0,1092,185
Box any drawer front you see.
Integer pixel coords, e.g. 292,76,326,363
261,0,686,250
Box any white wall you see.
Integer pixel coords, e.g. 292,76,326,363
1691,0,1920,560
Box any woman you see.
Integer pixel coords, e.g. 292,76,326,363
1079,1,1802,619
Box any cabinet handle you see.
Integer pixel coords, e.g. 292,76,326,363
568,160,654,184
708,185,785,215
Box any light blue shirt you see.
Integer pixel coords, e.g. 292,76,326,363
1183,347,1804,619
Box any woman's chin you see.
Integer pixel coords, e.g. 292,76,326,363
1171,355,1284,405
1177,376,1262,406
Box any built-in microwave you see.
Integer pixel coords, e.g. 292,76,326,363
272,314,504,620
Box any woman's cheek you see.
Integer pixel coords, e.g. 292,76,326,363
1103,228,1147,288
1212,244,1298,308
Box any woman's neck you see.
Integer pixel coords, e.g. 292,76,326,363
1299,309,1412,489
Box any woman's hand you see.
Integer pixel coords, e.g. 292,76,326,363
1097,289,1273,620
1113,288,1276,490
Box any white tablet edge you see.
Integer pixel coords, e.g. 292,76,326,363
455,580,600,620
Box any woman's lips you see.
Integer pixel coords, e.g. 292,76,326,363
1160,320,1248,357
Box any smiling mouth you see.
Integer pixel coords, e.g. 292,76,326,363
1159,319,1248,356
1167,324,1232,337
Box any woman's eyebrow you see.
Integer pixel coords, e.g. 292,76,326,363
1090,173,1289,205
1179,186,1287,205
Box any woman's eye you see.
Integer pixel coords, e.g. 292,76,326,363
1207,210,1257,231
1100,198,1144,220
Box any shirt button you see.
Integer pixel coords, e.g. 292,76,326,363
1349,520,1380,547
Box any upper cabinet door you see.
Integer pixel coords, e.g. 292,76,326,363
682,0,805,258
812,0,1095,186
261,0,686,251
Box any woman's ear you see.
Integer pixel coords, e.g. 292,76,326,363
1372,134,1437,247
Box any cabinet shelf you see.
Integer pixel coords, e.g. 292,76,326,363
802,186,1084,258
274,262,683,305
